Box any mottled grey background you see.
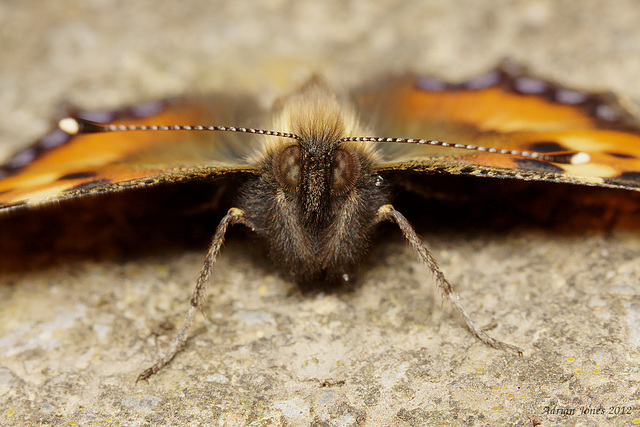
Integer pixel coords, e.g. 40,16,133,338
2,1,640,426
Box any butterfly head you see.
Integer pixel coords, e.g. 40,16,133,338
264,83,379,225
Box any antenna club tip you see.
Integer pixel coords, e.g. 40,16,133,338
571,152,591,165
58,117,80,135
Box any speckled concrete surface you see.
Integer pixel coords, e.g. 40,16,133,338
2,1,640,426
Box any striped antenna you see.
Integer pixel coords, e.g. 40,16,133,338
59,117,590,165
58,117,303,142
339,136,590,165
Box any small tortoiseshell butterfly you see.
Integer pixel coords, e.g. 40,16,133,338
2,63,640,381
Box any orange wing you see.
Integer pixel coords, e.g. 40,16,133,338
356,64,640,191
0,95,262,212
4,65,640,215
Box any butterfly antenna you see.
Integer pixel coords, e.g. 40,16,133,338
59,117,590,165
339,136,591,165
58,117,303,142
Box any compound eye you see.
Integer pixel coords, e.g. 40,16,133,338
331,148,360,195
273,144,301,191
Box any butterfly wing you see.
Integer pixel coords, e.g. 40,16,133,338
355,65,640,191
6,65,640,215
0,95,263,212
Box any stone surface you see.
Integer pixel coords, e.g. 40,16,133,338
2,1,640,426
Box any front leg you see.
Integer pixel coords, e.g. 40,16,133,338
375,204,523,356
137,207,255,382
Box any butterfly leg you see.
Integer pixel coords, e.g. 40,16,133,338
375,204,523,356
137,207,254,382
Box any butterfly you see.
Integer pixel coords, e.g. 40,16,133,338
2,62,640,381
